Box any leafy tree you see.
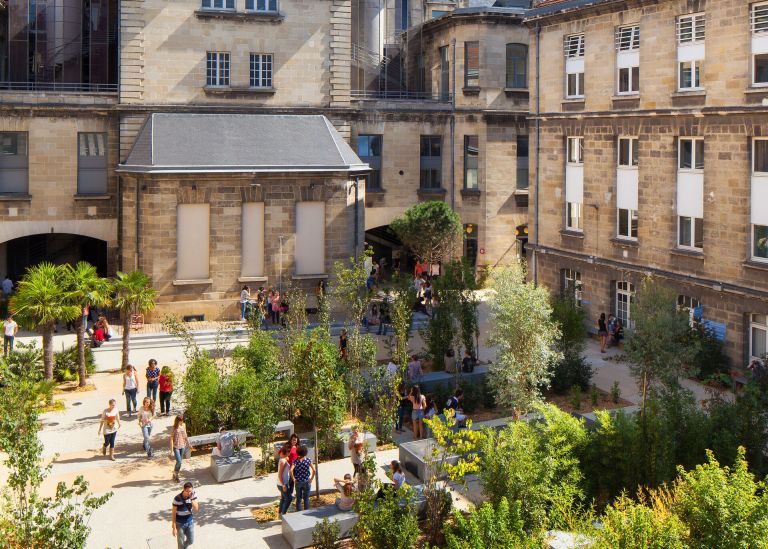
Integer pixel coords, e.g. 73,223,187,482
486,263,560,415
112,271,157,371
332,246,374,327
180,354,222,435
390,201,462,268
62,262,111,387
10,263,79,381
593,492,688,549
353,482,420,549
550,291,592,393
385,276,415,373
445,498,539,549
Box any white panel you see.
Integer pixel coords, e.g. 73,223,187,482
295,202,326,275
616,168,639,210
678,43,705,62
752,175,768,225
676,172,704,218
616,51,639,69
241,202,265,278
754,34,768,56
565,164,584,203
565,58,584,73
177,204,210,280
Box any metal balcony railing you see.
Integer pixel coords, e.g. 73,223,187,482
351,89,452,102
0,81,118,93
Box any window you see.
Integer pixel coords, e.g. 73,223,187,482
516,136,529,190
567,137,583,164
617,209,638,239
357,135,382,191
567,202,582,231
678,216,704,249
177,204,210,281
0,132,28,194
562,268,582,306
464,41,479,88
677,14,705,91
206,52,230,87
464,136,479,189
677,13,706,44
755,225,768,260
618,137,638,167
618,66,640,94
245,0,278,11
565,137,584,231
617,137,638,239
77,133,107,195
564,34,585,98
679,138,704,170
396,0,409,31
202,0,234,9
677,295,702,326
679,60,702,90
464,224,478,267
753,140,768,261
295,202,326,275
616,26,640,95
439,46,450,100
616,25,640,51
756,54,768,86
420,136,442,190
750,314,768,360
754,4,768,85
616,281,635,329
249,54,273,88
506,43,527,89
241,202,265,278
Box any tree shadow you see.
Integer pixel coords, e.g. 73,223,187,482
145,495,278,531
262,533,292,548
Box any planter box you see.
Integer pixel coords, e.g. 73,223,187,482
281,506,358,549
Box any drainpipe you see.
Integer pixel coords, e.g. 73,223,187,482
450,38,456,211
354,177,360,260
533,24,541,285
135,177,140,272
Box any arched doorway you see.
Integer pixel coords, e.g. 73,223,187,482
4,234,108,280
364,224,407,278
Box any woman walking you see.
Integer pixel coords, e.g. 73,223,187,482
598,312,608,353
138,397,155,458
171,415,190,482
146,359,160,402
290,445,315,512
122,365,139,416
408,385,427,439
97,399,121,461
277,446,293,516
159,366,174,416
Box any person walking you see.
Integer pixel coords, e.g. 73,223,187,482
395,383,409,433
598,312,609,353
97,399,121,461
271,289,281,325
239,285,251,321
159,366,174,416
290,445,315,512
3,314,18,357
122,365,139,416
408,385,427,439
146,359,160,402
172,482,199,549
348,425,364,475
171,415,190,482
277,446,293,516
138,397,155,458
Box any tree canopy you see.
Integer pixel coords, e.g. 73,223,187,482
390,201,462,267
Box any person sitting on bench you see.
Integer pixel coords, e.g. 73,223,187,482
212,427,236,458
334,474,356,511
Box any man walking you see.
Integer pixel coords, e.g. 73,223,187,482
3,315,18,357
172,481,199,548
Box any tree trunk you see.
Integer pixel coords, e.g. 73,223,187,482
42,323,54,381
641,371,648,417
121,314,131,371
314,423,320,501
77,316,87,387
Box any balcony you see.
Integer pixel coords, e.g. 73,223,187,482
0,81,117,93
351,90,453,111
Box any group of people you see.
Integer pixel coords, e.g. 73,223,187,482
239,285,288,326
597,313,625,353
396,384,468,440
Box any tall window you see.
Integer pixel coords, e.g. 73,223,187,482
250,54,273,88
751,314,768,360
206,52,230,87
567,136,584,164
516,136,529,190
566,137,584,230
420,136,442,190
0,132,28,194
77,133,108,195
617,137,638,239
562,268,582,306
677,13,705,90
752,139,768,261
752,3,768,85
464,136,479,189
506,43,528,89
245,0,278,11
464,41,479,88
439,46,450,100
564,34,585,98
202,0,234,9
677,138,704,249
357,135,382,191
616,25,640,94
677,295,702,326
616,281,635,329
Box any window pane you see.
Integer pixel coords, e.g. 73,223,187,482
679,216,691,246
506,43,527,88
464,42,479,87
755,225,768,259
756,54,768,84
694,217,703,248
680,62,692,88
680,139,692,169
619,138,630,165
618,68,630,93
753,326,767,358
631,66,639,92
618,208,629,236
630,209,639,238
755,140,768,173
695,140,704,170
568,73,577,96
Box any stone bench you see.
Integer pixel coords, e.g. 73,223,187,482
210,450,255,483
273,439,316,462
188,430,250,449
339,431,377,458
281,505,358,549
275,420,295,439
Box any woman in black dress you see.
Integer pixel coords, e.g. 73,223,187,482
598,313,608,353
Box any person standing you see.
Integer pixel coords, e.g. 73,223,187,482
171,415,190,482
290,445,315,512
271,290,281,325
172,482,199,549
395,383,409,434
146,359,160,402
377,298,390,336
97,399,121,461
338,329,348,361
3,315,18,357
277,446,293,516
598,313,609,353
1,275,12,296
138,397,155,458
407,355,423,383
408,385,427,439
159,366,174,416
391,460,406,490
122,365,139,416
239,285,250,321
348,425,364,475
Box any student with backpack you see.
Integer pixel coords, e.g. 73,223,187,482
171,482,199,548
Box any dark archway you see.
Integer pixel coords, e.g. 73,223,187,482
364,224,412,278
6,234,108,280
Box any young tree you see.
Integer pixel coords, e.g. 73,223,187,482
624,276,700,411
112,271,157,371
10,263,79,381
487,263,560,415
62,262,111,387
390,201,463,268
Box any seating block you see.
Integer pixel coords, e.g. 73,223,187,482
339,431,377,458
210,450,255,483
281,506,358,549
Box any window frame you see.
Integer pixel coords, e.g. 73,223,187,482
753,224,768,262
677,13,706,44
505,43,528,89
516,135,529,190
249,53,273,89
617,208,638,240
678,215,704,250
754,138,768,175
201,0,235,10
567,137,584,165
464,41,480,88
678,59,703,91
564,34,585,99
357,134,383,192
677,295,702,326
615,25,640,51
463,135,479,190
419,135,442,190
618,137,639,167
206,51,230,87
678,137,704,171
562,268,583,307
750,313,768,361
754,53,768,87
245,0,278,12
566,201,582,231
617,66,640,95
616,281,636,329
77,132,108,196
0,131,29,195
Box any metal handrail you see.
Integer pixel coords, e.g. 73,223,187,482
0,82,118,93
351,43,389,68
351,89,452,102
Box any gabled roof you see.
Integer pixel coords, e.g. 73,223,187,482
119,113,369,174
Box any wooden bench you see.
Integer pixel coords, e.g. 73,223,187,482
210,450,255,483
281,506,358,549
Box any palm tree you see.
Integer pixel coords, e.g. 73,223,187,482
10,263,80,380
112,271,157,371
63,262,111,387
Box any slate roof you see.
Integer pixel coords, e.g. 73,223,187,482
527,0,620,18
119,113,369,174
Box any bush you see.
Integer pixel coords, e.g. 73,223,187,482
445,498,538,549
181,355,223,435
690,323,730,381
550,353,593,394
312,517,340,549
53,345,96,383
353,485,420,549
592,493,688,549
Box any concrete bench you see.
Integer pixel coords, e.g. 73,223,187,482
275,420,295,439
273,439,316,462
188,430,250,449
281,506,358,549
339,431,377,458
210,450,255,483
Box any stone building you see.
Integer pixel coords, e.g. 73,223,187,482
527,0,768,366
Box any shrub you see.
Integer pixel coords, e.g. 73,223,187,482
590,384,599,407
551,353,593,394
569,385,582,411
181,355,223,435
458,379,481,414
353,485,420,549
53,345,96,383
610,381,621,404
690,323,730,381
445,498,538,549
312,517,340,549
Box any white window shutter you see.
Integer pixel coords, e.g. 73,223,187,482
241,202,265,278
616,168,639,210
676,172,704,218
565,164,584,203
295,202,326,275
177,204,210,280
752,174,768,225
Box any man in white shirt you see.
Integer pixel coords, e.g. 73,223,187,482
4,315,18,356
1,276,12,296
